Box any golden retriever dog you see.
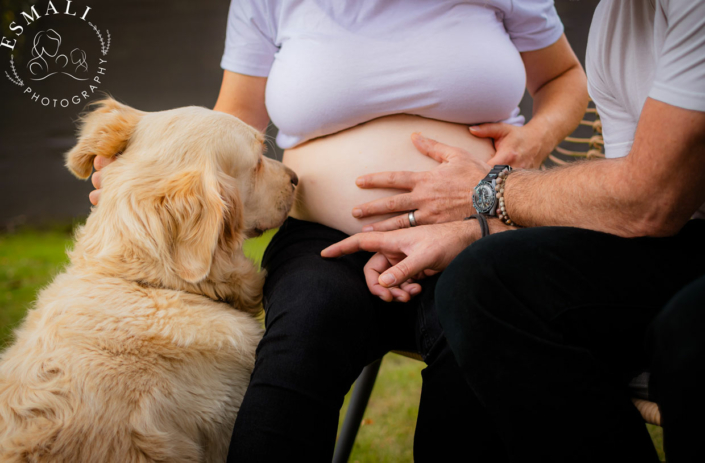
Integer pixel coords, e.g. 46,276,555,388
0,98,298,463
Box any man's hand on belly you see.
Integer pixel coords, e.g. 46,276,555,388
352,134,491,232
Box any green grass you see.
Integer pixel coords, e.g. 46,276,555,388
0,225,76,350
243,228,278,269
0,225,665,461
339,354,424,463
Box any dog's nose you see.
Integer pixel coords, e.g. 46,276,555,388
287,168,299,186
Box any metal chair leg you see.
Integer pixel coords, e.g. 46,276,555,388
333,358,383,463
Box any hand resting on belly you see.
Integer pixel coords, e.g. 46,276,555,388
283,114,496,236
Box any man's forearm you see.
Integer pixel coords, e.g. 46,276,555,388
504,99,705,238
504,158,643,235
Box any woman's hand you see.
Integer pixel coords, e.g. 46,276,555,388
362,252,424,303
88,155,117,205
352,133,491,232
469,123,548,169
473,33,589,169
322,220,488,301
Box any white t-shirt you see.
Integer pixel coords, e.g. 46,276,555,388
221,0,564,148
586,0,705,159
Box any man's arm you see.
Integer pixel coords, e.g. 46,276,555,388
323,99,705,296
505,98,705,237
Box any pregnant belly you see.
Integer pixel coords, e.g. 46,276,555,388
283,114,495,236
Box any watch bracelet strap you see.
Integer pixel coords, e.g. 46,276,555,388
485,165,511,181
464,214,489,238
479,165,511,217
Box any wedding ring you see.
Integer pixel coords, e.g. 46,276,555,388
408,211,418,227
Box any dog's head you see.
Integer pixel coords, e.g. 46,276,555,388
65,98,297,310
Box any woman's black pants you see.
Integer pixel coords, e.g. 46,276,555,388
436,220,705,462
227,218,511,462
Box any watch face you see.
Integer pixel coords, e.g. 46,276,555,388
473,181,495,214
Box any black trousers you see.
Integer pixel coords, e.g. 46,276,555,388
436,220,705,463
648,273,705,462
227,218,510,462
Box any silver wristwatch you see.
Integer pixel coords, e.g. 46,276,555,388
472,165,512,216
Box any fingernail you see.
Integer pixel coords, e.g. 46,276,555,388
469,126,478,132
352,208,362,218
380,274,396,286
409,286,421,296
362,226,373,232
355,177,363,186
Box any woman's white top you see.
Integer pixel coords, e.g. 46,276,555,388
221,0,564,148
586,0,705,159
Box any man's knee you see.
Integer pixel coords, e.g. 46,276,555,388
437,227,594,352
438,226,610,315
436,229,528,324
435,232,517,355
650,276,705,378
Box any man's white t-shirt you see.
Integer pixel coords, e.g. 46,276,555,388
586,0,705,159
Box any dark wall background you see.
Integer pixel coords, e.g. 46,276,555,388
0,0,600,229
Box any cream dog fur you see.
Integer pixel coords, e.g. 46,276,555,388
0,98,297,463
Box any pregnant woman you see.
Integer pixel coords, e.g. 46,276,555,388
90,1,588,461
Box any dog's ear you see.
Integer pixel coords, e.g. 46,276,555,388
158,170,225,283
65,98,143,179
